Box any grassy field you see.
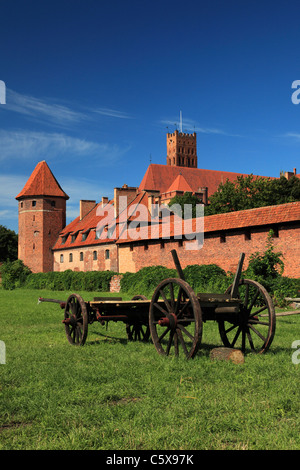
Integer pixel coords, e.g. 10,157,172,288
0,288,299,450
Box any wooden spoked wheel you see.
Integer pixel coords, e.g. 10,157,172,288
149,278,202,359
218,279,276,353
126,295,150,342
64,294,88,346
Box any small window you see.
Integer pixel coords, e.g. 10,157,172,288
60,254,64,263
220,233,226,243
71,234,76,243
93,250,97,260
61,236,67,245
69,253,73,262
82,232,87,241
144,243,148,251
32,201,36,207
51,201,56,207
21,202,23,208
80,252,83,261
244,230,251,241
105,249,110,260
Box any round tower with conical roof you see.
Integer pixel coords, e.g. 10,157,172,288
15,161,69,272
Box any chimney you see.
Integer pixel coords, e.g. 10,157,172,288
101,197,109,207
199,187,208,205
80,200,96,220
114,185,138,217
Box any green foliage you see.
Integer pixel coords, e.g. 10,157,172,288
183,264,230,294
243,231,299,307
0,225,18,262
205,174,300,215
23,270,116,291
168,192,202,218
1,259,31,290
120,265,176,297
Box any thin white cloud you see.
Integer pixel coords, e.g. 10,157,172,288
5,89,88,124
282,132,300,141
92,107,133,119
2,89,133,125
160,117,241,137
0,129,130,164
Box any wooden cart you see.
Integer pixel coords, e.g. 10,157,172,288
39,250,276,358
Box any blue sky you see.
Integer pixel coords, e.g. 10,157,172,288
1,0,300,233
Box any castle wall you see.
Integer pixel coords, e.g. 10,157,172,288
53,242,118,272
118,221,300,278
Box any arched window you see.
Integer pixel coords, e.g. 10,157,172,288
69,253,73,262
105,249,110,259
93,250,97,260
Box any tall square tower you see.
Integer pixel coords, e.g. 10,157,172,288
166,130,197,168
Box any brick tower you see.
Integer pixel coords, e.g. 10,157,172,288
15,161,69,273
166,130,197,168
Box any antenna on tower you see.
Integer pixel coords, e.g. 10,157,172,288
179,110,183,133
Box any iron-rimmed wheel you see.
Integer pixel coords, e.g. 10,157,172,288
126,295,150,341
149,278,202,359
64,294,88,346
218,279,276,353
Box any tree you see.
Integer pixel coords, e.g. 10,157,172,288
168,192,202,218
0,225,18,262
204,174,300,216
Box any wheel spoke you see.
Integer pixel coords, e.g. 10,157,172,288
159,288,172,313
177,323,194,341
158,326,170,343
177,329,188,356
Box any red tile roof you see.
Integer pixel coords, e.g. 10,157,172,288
116,201,300,243
139,164,272,198
16,161,69,200
164,173,194,194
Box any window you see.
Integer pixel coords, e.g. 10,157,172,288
244,230,251,241
71,234,76,243
20,202,23,208
32,200,36,207
69,253,73,262
220,233,226,243
105,249,110,259
80,252,83,261
60,254,64,263
51,201,56,207
93,250,97,260
82,232,87,241
61,236,67,245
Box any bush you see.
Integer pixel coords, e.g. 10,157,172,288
120,266,176,298
23,270,117,291
183,264,230,294
1,259,31,290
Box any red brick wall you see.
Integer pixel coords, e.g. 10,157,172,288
18,196,66,273
118,222,300,278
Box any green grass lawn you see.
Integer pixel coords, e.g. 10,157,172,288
0,288,299,450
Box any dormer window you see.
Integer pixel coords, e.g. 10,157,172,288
71,234,76,243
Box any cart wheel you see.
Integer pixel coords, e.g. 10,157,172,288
126,295,150,341
218,279,276,353
149,278,202,359
126,323,150,341
64,294,88,346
